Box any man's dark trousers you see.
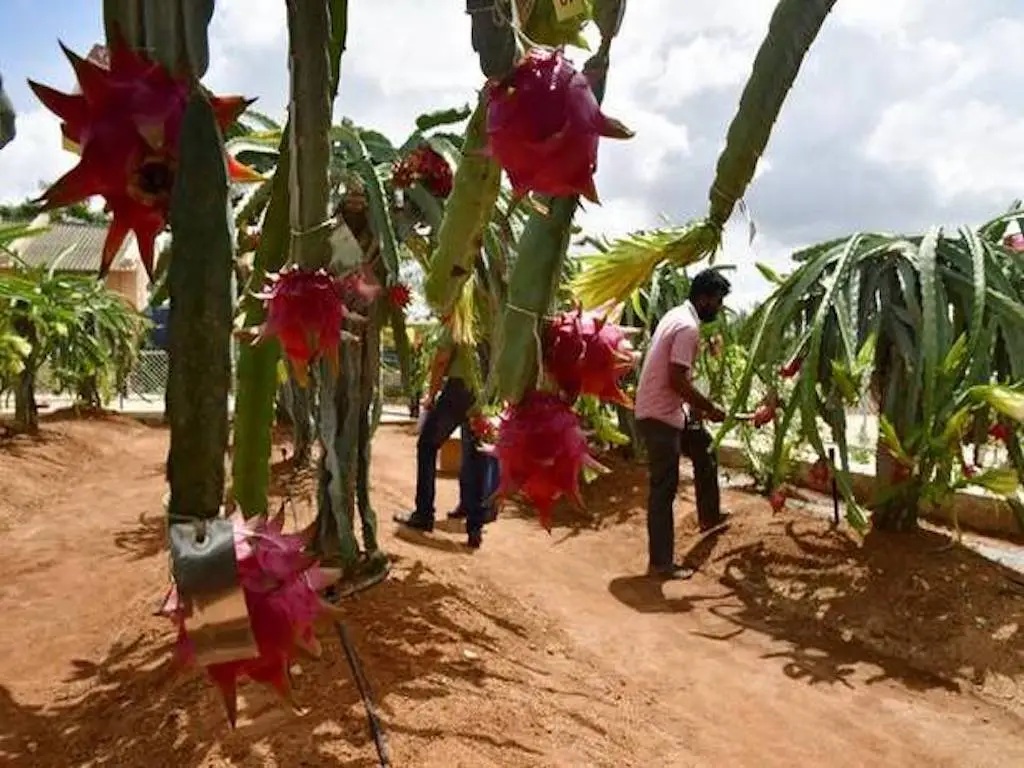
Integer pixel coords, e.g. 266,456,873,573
637,417,721,571
414,377,492,536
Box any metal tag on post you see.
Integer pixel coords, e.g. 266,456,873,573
553,0,587,22
169,518,258,667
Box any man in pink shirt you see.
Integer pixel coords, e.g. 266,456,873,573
634,269,731,579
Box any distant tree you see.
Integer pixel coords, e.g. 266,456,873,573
0,70,15,150
0,196,109,225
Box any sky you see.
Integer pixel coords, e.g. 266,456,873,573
0,0,1022,307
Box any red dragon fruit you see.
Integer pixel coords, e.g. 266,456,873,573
989,422,1011,443
388,282,412,310
159,511,338,727
392,144,453,197
493,390,601,530
809,458,831,488
769,489,787,513
29,39,262,277
469,412,499,443
752,404,775,428
750,390,779,428
543,308,636,406
484,47,633,202
255,266,350,386
1004,233,1024,252
779,357,802,378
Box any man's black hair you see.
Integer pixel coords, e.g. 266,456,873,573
688,269,732,301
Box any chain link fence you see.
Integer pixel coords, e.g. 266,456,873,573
20,344,409,413
127,349,170,399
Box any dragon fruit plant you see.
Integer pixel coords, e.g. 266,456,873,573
392,144,453,198
493,391,604,531
29,38,261,277
542,306,636,406
160,511,342,727
484,46,632,202
254,266,354,386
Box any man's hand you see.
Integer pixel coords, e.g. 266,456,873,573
704,404,727,423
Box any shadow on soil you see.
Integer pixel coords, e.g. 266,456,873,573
712,521,1023,695
496,451,654,538
0,557,566,768
113,512,167,561
576,451,1024,704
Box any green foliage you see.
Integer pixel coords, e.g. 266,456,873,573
723,207,1024,532
0,261,147,415
571,0,838,309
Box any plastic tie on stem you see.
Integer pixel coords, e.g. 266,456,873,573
506,302,549,390
289,218,336,246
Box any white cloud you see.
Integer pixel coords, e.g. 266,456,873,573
862,19,1024,206
0,109,76,203
866,99,1024,204
833,0,924,35
2,0,1020,307
576,196,659,241
653,35,754,107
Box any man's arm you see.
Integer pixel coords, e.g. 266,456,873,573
669,364,725,422
667,325,725,422
424,346,452,406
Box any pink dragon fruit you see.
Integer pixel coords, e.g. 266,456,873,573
484,47,632,202
543,308,635,406
159,512,338,727
493,390,602,530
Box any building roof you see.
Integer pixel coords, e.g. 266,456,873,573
2,221,137,273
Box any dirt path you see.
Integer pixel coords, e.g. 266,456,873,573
1,417,1022,767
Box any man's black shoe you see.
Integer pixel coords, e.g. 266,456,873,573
447,507,498,524
394,511,434,533
646,563,695,580
699,511,731,533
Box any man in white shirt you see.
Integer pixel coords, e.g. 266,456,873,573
634,269,731,580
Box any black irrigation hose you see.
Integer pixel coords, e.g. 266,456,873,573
334,620,391,767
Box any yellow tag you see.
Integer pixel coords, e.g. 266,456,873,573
62,135,81,156
552,0,586,22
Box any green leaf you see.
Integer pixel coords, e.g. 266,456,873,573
755,262,785,284
0,70,15,151
918,226,941,424
969,384,1024,422
878,415,910,463
939,405,972,448
415,105,472,132
970,467,1020,496
855,331,876,370
940,333,969,377
167,91,234,521
829,359,860,405
424,97,501,312
336,125,402,279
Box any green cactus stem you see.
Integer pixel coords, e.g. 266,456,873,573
166,91,233,521
493,3,624,402
231,0,348,519
423,97,502,315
